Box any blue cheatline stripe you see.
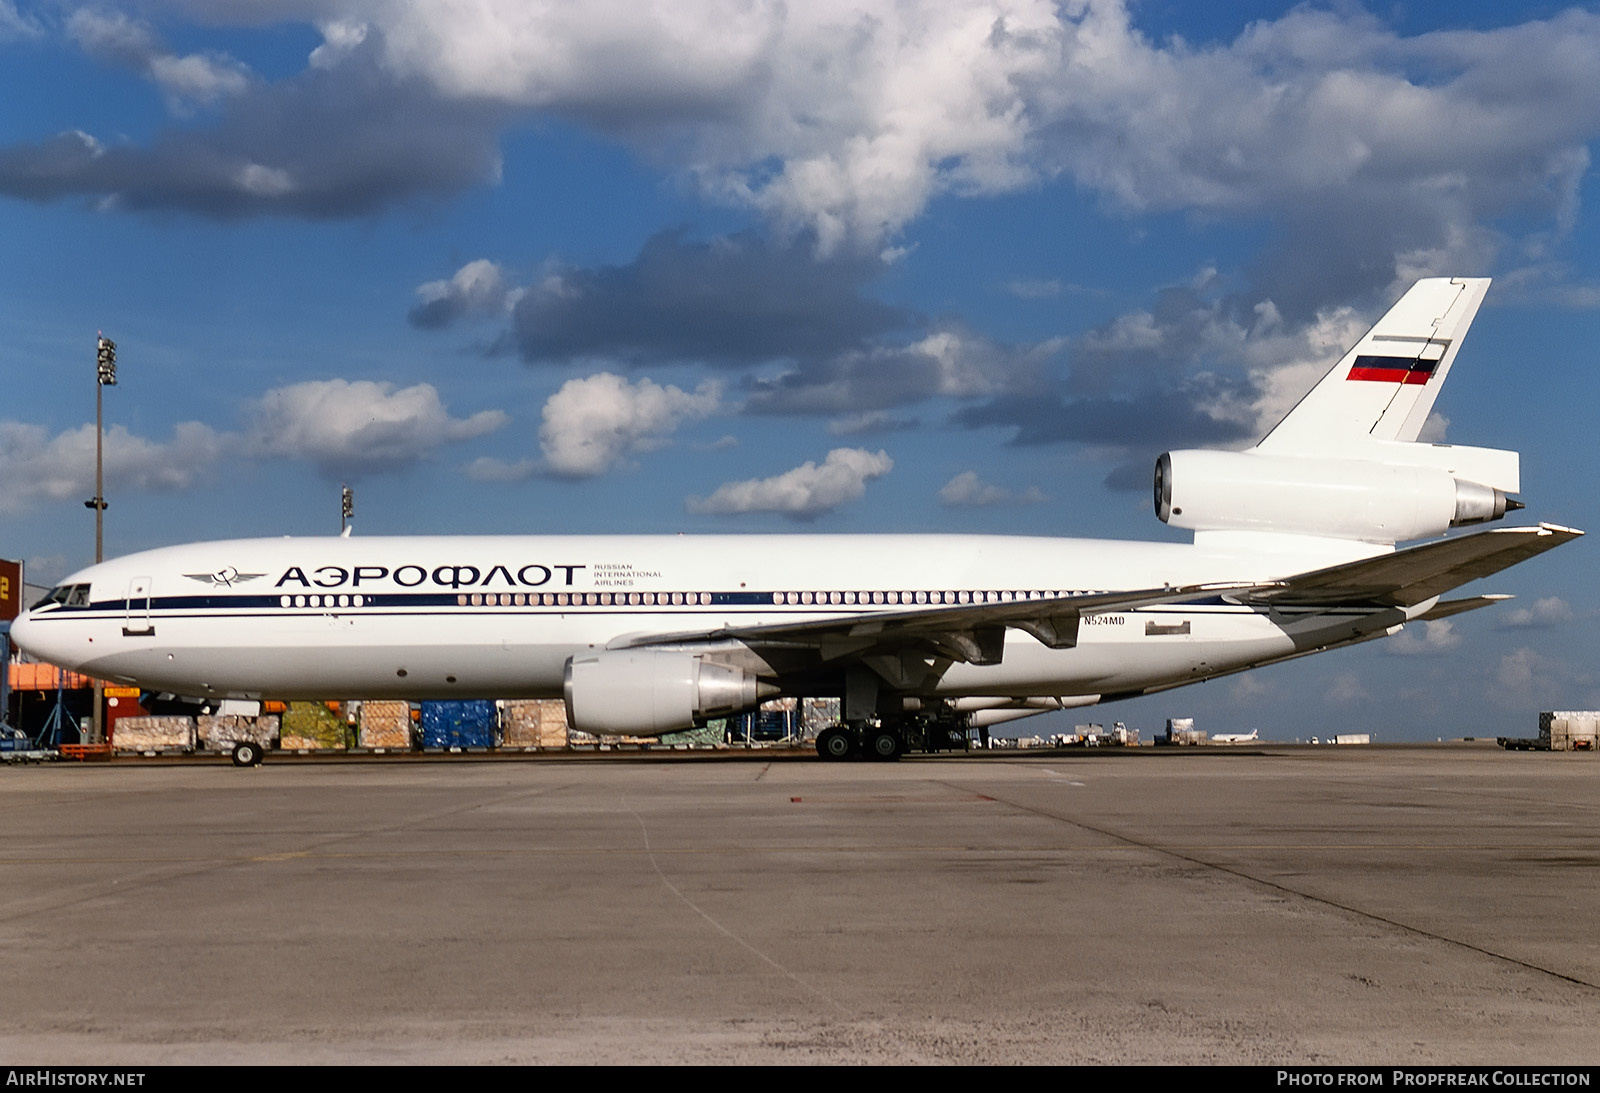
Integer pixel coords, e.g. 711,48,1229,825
28,599,1376,626
62,588,1118,613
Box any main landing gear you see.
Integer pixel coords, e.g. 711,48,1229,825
815,708,972,762
815,722,904,762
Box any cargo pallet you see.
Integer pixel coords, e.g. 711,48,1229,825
58,743,113,761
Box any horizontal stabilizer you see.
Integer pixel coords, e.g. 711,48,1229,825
1245,524,1581,609
1413,595,1513,622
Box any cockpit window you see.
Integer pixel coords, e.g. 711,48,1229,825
31,586,66,609
32,583,90,609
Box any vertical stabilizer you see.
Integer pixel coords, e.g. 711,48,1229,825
1257,277,1490,454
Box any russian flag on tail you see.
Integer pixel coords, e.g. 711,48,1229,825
1347,353,1439,384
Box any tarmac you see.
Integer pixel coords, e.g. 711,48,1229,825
2,742,1598,1064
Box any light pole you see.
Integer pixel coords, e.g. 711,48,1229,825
341,485,353,535
88,334,116,562
85,334,116,743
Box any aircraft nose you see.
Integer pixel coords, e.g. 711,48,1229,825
8,609,73,669
8,610,37,656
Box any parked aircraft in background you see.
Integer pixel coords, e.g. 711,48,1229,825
12,278,1579,759
1211,730,1260,744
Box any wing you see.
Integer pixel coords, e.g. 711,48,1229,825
613,582,1272,666
607,524,1577,675
1242,523,1581,609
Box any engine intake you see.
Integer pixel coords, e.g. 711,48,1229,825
564,650,769,736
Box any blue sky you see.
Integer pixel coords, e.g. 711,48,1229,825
2,0,1598,740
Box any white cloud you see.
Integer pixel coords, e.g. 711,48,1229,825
938,470,1044,508
1005,278,1062,300
538,373,720,478
748,325,1056,415
343,0,1600,265
410,259,517,328
310,21,370,69
687,447,892,520
1497,597,1575,630
1324,671,1370,706
1230,673,1270,702
0,1,41,41
827,411,917,435
24,555,69,588
149,51,253,108
1417,412,1449,444
236,163,295,197
279,1,1060,250
1387,619,1463,657
463,456,537,482
69,9,252,113
1495,647,1545,693
0,421,223,515
247,379,507,476
0,378,521,513
1169,297,1372,443
719,1,1062,252
1043,274,1377,450
11,0,1600,292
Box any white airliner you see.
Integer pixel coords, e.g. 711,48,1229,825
1210,729,1260,744
11,278,1580,760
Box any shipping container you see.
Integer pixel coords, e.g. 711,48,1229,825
199,714,280,750
113,716,196,751
501,699,568,748
421,700,497,749
358,700,414,749
282,701,351,749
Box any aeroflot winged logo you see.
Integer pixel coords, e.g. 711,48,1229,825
184,567,267,587
273,563,588,590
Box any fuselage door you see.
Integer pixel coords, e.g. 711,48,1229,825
124,576,154,637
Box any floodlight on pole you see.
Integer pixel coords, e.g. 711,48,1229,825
341,486,353,534
86,332,117,561
96,336,117,386
86,332,117,745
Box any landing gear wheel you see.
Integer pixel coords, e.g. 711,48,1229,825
231,741,263,767
816,727,854,761
868,729,903,762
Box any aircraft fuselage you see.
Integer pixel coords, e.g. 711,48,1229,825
11,532,1394,707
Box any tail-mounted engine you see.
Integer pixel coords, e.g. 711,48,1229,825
1155,448,1521,543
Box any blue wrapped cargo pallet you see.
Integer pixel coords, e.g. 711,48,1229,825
420,700,497,749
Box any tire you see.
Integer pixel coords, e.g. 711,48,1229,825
231,741,262,767
868,729,903,762
816,727,854,761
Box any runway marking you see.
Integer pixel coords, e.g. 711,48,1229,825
1038,768,1085,785
623,799,847,1014
959,778,1600,994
